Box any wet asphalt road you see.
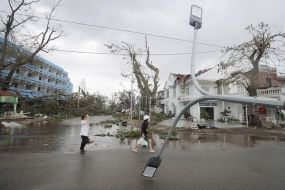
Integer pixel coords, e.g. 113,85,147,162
1,116,285,189
1,144,285,190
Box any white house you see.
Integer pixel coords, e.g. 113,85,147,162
162,65,285,124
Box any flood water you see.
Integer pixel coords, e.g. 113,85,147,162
1,116,285,190
1,115,285,153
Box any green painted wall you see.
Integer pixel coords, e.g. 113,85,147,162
0,96,18,104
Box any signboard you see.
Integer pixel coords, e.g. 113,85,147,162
0,96,18,104
199,101,217,107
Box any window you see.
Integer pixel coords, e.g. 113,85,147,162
26,84,31,90
38,87,41,91
185,87,190,95
39,76,42,80
28,73,32,77
173,86,176,97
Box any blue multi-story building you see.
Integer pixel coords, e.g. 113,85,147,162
0,36,73,98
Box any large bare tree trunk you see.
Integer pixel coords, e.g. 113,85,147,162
106,37,159,114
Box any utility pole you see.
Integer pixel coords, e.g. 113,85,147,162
130,45,134,128
77,87,80,109
138,96,141,120
149,96,151,118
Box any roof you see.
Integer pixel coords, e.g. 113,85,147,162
173,74,191,84
0,89,17,97
170,67,222,84
196,66,224,81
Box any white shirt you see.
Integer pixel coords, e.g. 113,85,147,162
80,120,90,136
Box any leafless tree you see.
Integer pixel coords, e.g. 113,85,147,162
219,22,285,96
79,78,89,97
219,22,285,126
0,0,62,88
106,37,159,113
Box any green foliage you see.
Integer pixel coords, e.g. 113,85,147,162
103,124,113,128
99,119,118,124
215,79,224,87
159,130,179,140
17,93,111,119
200,110,210,120
132,112,140,120
113,112,128,121
116,129,141,140
149,112,168,124
220,109,231,116
94,134,106,137
183,111,191,119
217,118,225,122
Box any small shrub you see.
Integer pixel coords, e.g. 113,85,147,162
200,110,209,120
149,112,168,124
116,129,141,140
103,124,113,128
99,119,118,124
183,111,191,120
94,134,106,137
217,118,225,122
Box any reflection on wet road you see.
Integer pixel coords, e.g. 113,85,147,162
1,116,285,153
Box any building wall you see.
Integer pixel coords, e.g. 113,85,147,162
162,66,285,124
163,75,225,121
0,38,73,97
163,73,263,123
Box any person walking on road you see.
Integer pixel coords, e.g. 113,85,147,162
80,113,92,154
132,114,155,153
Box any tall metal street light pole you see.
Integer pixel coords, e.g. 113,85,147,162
130,45,134,128
142,4,284,178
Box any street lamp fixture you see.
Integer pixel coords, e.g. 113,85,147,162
142,156,161,178
189,5,202,29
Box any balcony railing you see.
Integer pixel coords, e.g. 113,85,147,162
256,87,284,97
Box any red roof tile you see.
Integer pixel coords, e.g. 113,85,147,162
0,89,17,97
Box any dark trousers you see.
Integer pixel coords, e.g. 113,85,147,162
141,129,148,141
80,136,89,151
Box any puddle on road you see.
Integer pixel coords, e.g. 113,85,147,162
1,116,285,153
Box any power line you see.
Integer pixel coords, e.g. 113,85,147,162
0,10,225,49
47,48,221,56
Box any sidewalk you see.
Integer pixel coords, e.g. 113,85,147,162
158,118,246,128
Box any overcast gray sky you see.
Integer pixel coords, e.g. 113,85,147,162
1,0,285,97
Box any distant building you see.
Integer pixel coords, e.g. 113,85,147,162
162,65,285,124
0,37,73,98
156,90,165,112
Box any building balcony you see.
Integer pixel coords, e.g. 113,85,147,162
256,87,284,98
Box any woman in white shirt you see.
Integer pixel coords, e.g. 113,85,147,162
80,113,90,154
